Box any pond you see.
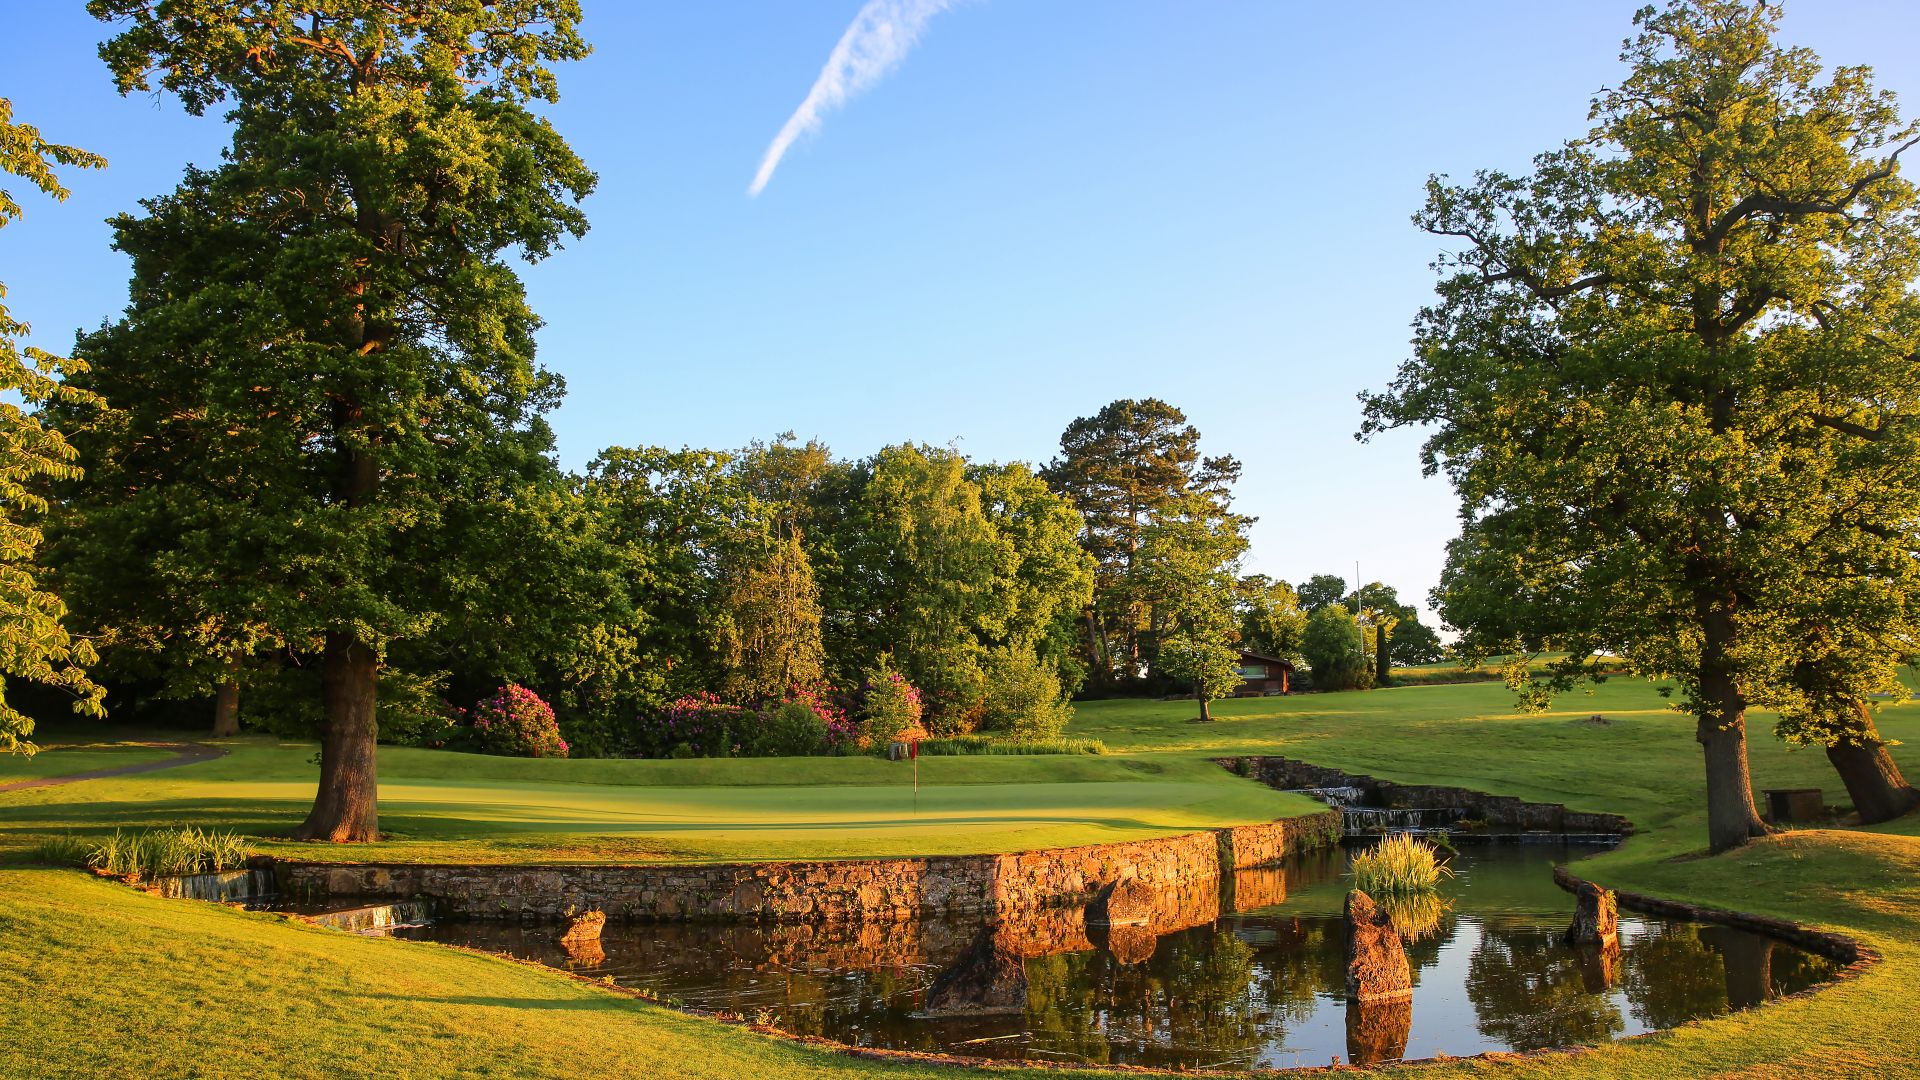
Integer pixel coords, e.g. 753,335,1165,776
399,843,1839,1070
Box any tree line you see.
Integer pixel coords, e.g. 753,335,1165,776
0,0,1416,840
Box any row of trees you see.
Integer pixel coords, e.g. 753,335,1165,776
0,2,1349,837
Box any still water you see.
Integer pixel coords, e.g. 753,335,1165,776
401,844,1837,1070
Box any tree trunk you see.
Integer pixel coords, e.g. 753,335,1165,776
298,379,382,842
1374,625,1390,686
1084,607,1108,686
211,678,240,738
1196,686,1212,723
1698,715,1768,853
294,631,380,842
1697,599,1768,853
1827,703,1920,823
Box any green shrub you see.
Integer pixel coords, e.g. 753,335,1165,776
1350,833,1453,895
980,645,1074,740
858,655,923,751
87,827,251,880
916,735,1106,756
749,700,831,756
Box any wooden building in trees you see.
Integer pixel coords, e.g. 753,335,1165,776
1236,651,1293,695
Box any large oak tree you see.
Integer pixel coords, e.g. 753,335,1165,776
1363,0,1920,850
77,2,595,839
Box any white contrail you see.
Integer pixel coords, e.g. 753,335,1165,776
748,0,961,196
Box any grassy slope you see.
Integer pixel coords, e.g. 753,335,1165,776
0,741,173,782
0,737,1320,864
3,680,1919,1077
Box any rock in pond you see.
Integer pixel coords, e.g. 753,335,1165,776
923,927,1028,1017
1564,881,1620,950
1344,889,1413,1003
1087,877,1153,927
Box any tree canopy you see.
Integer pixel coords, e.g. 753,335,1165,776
1363,0,1920,848
0,99,107,753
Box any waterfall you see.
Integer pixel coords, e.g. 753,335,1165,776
1286,786,1460,836
148,868,277,905
1337,806,1460,836
303,900,434,934
1292,786,1368,807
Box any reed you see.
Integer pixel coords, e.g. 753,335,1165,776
1350,833,1454,896
86,827,251,880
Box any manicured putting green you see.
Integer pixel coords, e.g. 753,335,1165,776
0,739,1320,864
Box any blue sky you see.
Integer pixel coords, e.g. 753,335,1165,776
8,1,1919,619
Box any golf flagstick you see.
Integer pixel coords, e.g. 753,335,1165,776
912,738,919,815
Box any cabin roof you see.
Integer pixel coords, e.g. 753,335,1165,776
1237,650,1296,671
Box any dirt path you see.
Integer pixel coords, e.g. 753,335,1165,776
0,743,227,793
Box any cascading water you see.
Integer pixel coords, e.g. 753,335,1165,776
148,868,277,904
300,899,434,934
1286,787,1461,836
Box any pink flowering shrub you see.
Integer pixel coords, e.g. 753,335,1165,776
638,692,751,758
747,682,858,756
471,684,568,758
858,659,923,751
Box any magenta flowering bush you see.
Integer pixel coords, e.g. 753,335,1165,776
746,682,859,756
636,692,751,758
470,683,568,758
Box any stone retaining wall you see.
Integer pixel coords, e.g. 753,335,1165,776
1223,756,1633,835
272,809,1339,924
1550,865,1873,967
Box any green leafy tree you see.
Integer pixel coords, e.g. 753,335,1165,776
1295,573,1353,615
1137,496,1248,719
0,99,107,753
584,446,764,701
1236,575,1307,665
1302,605,1372,692
979,642,1074,740
1362,0,1920,847
718,528,827,703
1044,399,1242,686
83,1,596,840
1388,614,1445,667
970,460,1096,687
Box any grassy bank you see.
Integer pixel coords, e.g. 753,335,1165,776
3,679,1919,1077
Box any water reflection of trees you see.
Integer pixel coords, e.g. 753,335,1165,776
1465,920,1626,1050
1024,930,1265,1068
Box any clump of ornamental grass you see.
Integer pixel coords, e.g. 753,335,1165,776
30,833,93,867
1350,833,1454,896
87,827,251,880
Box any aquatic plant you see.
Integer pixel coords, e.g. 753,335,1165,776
1350,833,1454,896
87,827,250,880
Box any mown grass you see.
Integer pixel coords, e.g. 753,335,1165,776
915,734,1107,755
4,679,1919,1077
0,741,173,781
0,736,1316,865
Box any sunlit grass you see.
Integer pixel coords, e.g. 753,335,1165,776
1350,833,1453,895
